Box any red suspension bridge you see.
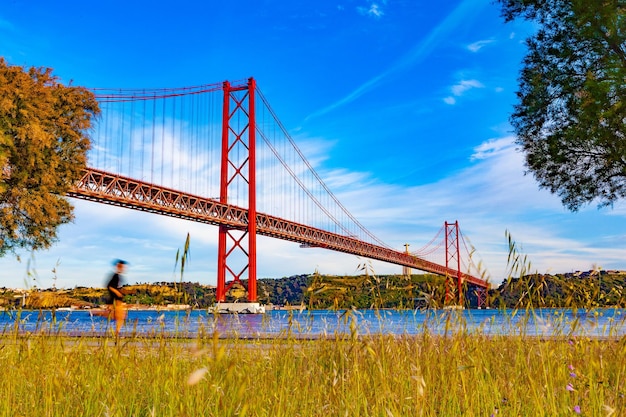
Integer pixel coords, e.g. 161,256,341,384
68,78,490,308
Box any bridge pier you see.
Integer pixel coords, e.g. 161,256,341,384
214,302,265,314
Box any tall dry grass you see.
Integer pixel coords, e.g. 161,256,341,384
1,233,624,416
0,313,624,417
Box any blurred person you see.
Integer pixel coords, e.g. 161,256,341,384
106,259,128,337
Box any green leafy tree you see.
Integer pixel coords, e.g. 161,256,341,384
498,0,626,210
0,58,99,255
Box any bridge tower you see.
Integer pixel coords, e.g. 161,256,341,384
216,78,262,312
445,220,463,306
402,243,411,278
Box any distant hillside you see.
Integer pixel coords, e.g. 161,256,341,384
492,270,626,308
2,270,625,309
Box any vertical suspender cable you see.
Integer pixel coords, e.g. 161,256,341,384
193,92,196,195
200,91,204,195
205,91,210,197
199,91,203,195
104,101,111,171
207,90,212,196
186,94,192,194
193,93,196,194
141,95,146,180
119,100,125,175
190,92,195,194
150,92,156,184
161,97,166,186
172,96,176,188
260,97,265,212
95,104,102,169
129,99,134,176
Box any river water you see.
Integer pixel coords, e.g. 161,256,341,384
1,308,625,339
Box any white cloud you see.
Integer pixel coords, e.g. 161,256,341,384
368,4,384,18
443,96,456,105
470,136,515,160
467,39,494,52
357,2,384,18
451,79,484,96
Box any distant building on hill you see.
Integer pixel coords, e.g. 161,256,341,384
566,270,626,279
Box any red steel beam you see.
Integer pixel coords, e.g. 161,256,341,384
68,167,489,289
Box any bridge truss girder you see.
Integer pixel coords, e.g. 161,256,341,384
68,168,490,292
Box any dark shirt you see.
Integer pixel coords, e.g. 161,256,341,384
107,273,123,302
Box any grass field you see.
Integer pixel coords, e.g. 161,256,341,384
0,309,624,417
1,237,622,416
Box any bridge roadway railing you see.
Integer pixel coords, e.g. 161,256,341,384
68,168,489,289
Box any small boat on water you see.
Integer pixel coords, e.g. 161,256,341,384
443,305,465,310
89,308,113,319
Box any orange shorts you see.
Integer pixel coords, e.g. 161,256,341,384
113,301,127,321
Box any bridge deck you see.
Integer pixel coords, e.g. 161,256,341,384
68,168,489,288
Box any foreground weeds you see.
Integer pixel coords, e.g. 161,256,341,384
0,322,624,417
2,232,623,416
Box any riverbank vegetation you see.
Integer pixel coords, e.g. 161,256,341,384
2,269,626,310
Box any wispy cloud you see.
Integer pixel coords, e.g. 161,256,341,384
357,3,384,18
305,73,387,120
444,79,485,105
306,0,491,120
452,79,484,95
467,39,494,52
471,136,515,160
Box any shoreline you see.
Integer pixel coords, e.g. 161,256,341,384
0,329,623,342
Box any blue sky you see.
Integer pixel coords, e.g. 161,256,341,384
1,0,624,290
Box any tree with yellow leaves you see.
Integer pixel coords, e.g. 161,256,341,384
0,58,99,255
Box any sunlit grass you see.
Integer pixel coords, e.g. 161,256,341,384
2,233,624,416
0,312,624,417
